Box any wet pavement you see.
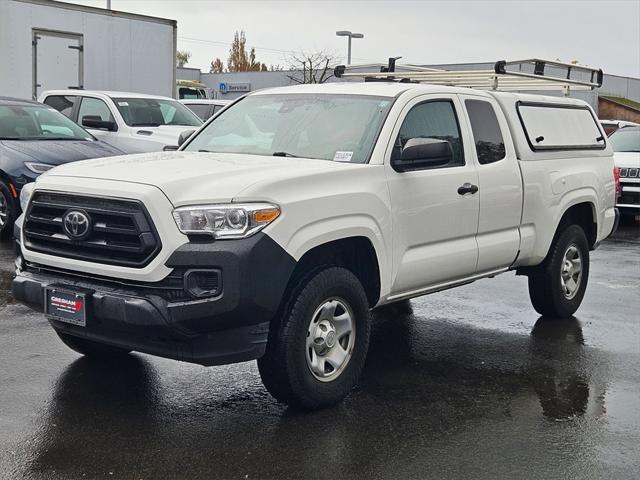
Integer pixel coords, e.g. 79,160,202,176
0,222,639,480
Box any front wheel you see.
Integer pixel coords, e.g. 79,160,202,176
258,267,371,410
0,181,16,238
527,224,590,318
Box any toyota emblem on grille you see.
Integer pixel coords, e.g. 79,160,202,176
63,210,91,239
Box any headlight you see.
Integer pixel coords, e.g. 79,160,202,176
172,203,280,239
19,182,36,212
25,162,54,175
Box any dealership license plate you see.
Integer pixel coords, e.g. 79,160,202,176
45,287,87,327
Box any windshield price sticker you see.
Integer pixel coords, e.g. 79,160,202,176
334,151,354,162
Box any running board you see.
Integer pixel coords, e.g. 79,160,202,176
385,268,509,303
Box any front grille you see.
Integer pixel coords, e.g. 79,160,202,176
25,263,193,302
619,167,639,178
618,190,640,206
24,191,162,268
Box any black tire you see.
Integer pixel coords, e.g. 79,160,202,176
0,181,16,238
258,267,371,410
528,224,590,318
56,332,131,358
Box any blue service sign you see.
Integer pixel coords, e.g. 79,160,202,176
219,82,227,93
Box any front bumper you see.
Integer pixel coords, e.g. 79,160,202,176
617,182,640,213
12,232,296,366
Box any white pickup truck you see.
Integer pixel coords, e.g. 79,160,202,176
39,90,202,153
14,63,619,409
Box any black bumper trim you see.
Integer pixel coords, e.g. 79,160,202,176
13,272,269,366
12,232,297,366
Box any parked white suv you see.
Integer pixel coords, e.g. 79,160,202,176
39,90,202,153
609,126,640,215
181,99,232,121
16,80,618,409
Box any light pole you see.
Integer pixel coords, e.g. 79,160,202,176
336,30,364,65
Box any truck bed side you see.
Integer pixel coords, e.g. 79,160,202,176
491,92,617,266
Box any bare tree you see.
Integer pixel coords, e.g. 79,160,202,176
285,51,338,84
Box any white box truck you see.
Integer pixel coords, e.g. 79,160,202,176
0,0,177,100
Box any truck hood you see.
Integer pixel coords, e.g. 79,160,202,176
45,151,353,205
614,151,640,169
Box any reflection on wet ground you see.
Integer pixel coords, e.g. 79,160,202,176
0,222,638,479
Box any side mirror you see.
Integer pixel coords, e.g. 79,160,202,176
178,129,196,148
392,138,452,172
82,116,117,132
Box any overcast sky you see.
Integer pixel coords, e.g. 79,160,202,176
61,0,640,77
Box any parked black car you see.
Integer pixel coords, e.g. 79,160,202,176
0,97,124,235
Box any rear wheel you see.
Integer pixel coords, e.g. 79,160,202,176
0,182,16,238
258,267,371,410
56,332,131,358
528,224,590,318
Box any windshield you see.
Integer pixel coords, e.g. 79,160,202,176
609,128,640,152
0,105,92,141
179,87,208,99
183,94,394,163
113,97,202,127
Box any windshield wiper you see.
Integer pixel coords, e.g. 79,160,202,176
272,151,300,158
198,149,216,153
33,137,80,141
131,123,161,127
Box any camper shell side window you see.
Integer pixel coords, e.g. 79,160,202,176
516,101,606,152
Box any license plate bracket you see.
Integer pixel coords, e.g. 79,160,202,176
45,286,88,327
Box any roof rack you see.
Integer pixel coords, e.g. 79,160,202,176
334,58,603,95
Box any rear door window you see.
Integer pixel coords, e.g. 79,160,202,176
517,102,605,150
43,95,77,118
465,99,506,164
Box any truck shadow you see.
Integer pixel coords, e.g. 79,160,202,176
23,310,608,479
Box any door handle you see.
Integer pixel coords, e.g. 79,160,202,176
457,183,479,195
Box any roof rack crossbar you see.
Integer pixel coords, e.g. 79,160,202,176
334,57,604,92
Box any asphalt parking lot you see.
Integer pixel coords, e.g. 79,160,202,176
0,222,638,480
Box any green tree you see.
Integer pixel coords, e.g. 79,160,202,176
210,57,225,73
176,50,191,68
227,31,267,72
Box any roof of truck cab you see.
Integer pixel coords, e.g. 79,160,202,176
252,82,496,98
40,90,177,101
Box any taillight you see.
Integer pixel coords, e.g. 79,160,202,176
613,166,620,197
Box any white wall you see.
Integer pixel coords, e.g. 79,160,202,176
176,67,201,82
0,0,176,99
